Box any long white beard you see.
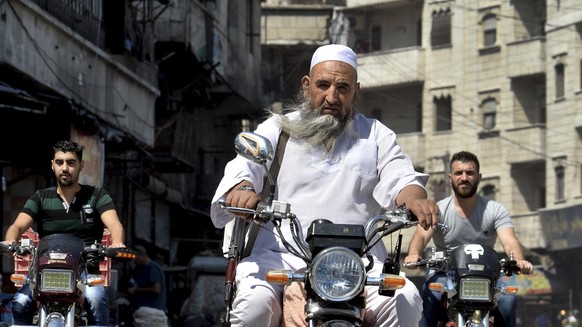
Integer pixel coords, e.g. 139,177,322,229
273,99,356,154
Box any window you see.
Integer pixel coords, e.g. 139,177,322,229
555,164,565,201
553,156,566,201
481,184,496,201
371,26,382,52
555,63,565,99
434,95,452,131
431,9,451,47
416,103,423,132
483,14,497,47
482,98,496,130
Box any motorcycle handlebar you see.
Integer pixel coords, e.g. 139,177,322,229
500,258,521,276
3,239,135,262
218,198,295,223
0,242,33,256
0,242,14,253
402,257,448,269
104,247,136,261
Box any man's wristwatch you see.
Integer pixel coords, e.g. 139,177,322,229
238,185,256,192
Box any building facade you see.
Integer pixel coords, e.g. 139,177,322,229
260,0,582,323
0,2,263,321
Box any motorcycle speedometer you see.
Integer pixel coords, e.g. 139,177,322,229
309,246,365,302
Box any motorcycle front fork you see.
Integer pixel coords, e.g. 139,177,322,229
457,310,489,327
38,302,76,327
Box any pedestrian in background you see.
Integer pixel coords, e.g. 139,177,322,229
167,273,190,327
128,245,168,327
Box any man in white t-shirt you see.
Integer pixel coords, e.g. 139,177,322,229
404,151,534,327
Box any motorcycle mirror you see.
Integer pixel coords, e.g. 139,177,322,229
234,132,273,165
234,132,276,188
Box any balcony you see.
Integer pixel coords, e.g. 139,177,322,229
396,132,425,167
506,37,546,78
1,0,158,146
504,124,546,164
502,212,546,251
261,4,333,45
358,47,425,89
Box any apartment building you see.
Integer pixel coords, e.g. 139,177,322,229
261,0,582,322
0,0,263,295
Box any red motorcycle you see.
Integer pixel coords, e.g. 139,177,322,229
1,231,135,327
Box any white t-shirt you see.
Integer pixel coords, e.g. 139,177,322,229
432,195,513,253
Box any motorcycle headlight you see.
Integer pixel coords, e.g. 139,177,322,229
309,247,365,302
40,269,74,292
459,278,491,301
322,321,354,327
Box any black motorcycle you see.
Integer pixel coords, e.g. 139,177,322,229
405,244,520,327
219,131,419,327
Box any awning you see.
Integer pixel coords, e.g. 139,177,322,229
0,81,48,114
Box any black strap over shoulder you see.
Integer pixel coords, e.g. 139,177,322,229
242,130,290,258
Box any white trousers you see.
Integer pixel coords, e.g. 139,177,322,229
229,249,422,327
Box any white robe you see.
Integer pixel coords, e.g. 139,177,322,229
210,112,427,327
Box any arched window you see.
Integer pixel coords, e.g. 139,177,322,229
431,9,452,47
434,95,452,131
482,98,497,130
555,63,565,99
483,14,497,47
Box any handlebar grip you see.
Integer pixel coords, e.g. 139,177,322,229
105,247,136,260
0,242,13,253
403,260,426,268
501,259,521,276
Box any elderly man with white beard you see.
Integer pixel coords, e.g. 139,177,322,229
210,44,440,327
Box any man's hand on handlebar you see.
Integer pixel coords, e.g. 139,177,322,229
225,181,261,221
402,198,440,230
516,259,534,275
402,254,422,270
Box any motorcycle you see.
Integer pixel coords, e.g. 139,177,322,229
219,131,421,327
405,244,520,327
0,233,135,327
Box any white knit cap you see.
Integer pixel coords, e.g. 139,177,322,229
310,44,357,71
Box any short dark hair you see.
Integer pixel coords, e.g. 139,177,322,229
53,140,83,160
450,151,480,173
